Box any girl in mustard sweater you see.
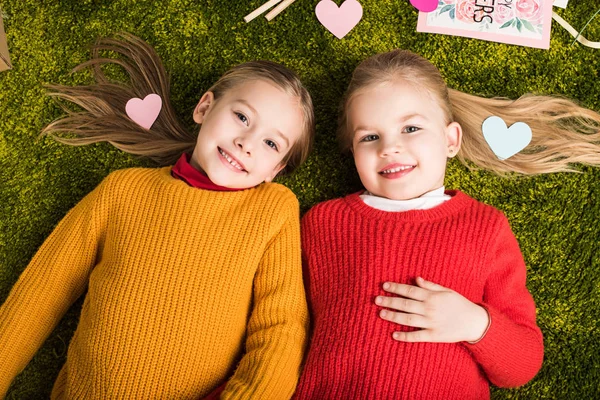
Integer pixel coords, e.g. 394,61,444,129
0,33,312,399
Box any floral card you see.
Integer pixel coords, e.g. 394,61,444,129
417,0,554,49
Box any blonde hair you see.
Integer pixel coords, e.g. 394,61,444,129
339,49,600,175
42,33,314,176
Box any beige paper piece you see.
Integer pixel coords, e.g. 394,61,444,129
265,0,297,21
244,0,283,23
553,0,569,9
553,12,600,49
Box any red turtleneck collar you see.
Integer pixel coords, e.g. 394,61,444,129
171,153,246,192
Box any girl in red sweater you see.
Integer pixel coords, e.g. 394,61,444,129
294,50,600,399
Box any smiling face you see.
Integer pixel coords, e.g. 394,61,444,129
189,79,304,189
348,81,462,200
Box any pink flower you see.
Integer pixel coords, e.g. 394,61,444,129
515,0,543,25
494,4,514,25
456,0,476,24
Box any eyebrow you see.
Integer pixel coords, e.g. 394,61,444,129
234,99,290,148
353,113,428,133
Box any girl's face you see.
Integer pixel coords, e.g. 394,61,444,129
190,80,304,189
348,81,462,200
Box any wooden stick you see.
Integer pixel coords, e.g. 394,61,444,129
244,0,283,23
265,0,297,21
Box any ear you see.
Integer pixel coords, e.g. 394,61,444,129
193,91,215,124
445,121,463,158
264,163,286,183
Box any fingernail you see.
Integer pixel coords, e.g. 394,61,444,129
393,332,400,340
383,282,390,290
375,296,383,305
380,310,387,318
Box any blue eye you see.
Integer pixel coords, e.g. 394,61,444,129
404,126,420,133
360,134,379,142
235,112,248,125
265,139,279,151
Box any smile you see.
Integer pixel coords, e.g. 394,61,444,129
378,163,416,179
218,147,247,173
380,165,414,174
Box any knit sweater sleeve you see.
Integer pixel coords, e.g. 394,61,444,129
220,194,310,400
0,174,112,397
465,213,544,388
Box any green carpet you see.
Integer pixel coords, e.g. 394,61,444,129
1,1,599,398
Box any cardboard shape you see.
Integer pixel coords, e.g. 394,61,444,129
482,116,532,161
554,0,569,9
0,10,12,72
126,94,163,130
315,0,363,39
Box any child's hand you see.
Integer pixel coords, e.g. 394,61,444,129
375,277,489,343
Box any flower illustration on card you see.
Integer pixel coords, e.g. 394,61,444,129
436,0,457,20
456,0,477,24
494,4,514,25
499,0,543,33
515,0,543,24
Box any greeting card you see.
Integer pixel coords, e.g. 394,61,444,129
417,0,554,49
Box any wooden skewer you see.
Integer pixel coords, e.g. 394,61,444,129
265,0,297,21
244,0,284,23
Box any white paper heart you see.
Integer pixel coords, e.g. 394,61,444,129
482,116,532,160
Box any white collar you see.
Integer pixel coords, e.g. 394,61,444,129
359,187,451,212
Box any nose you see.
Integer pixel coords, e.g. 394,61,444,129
379,137,403,157
234,134,255,156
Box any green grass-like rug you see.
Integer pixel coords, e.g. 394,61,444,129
1,1,599,398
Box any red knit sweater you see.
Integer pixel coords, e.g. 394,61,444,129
294,190,544,400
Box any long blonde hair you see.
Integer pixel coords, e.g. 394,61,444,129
338,49,600,175
42,33,314,176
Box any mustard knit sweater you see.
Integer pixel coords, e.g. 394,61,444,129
0,167,309,399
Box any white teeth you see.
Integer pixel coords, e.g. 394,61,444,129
381,165,414,174
219,148,243,170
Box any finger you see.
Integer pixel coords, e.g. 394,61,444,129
392,329,434,343
379,310,428,328
415,277,447,292
375,295,426,315
382,282,429,301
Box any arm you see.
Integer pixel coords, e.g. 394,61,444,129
465,215,544,388
0,175,111,397
219,198,310,400
376,213,543,388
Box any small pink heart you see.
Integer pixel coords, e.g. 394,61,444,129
125,94,162,130
410,0,438,13
315,0,363,39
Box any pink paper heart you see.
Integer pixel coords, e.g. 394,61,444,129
410,0,438,13
125,94,162,130
315,0,363,39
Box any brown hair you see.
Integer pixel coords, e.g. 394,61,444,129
338,49,600,175
42,33,314,176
